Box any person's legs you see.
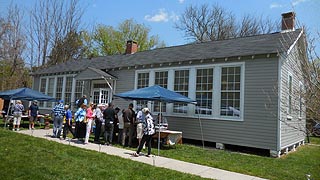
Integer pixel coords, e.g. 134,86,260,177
122,123,130,146
68,123,75,137
118,128,123,144
13,116,17,130
94,120,101,142
63,123,68,139
135,135,148,156
53,116,59,137
75,121,79,138
16,115,21,130
84,119,92,143
146,135,153,155
108,123,114,144
128,124,135,147
57,117,63,138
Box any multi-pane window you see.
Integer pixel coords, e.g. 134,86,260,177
196,68,213,115
39,78,47,107
74,80,83,101
154,71,168,112
173,70,189,113
56,77,63,102
220,67,241,117
46,78,55,108
65,77,73,105
137,73,149,108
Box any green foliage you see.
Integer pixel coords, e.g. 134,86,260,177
87,19,165,56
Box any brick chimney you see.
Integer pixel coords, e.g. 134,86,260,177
281,12,295,31
125,40,138,54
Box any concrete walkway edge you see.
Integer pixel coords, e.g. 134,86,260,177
18,129,266,180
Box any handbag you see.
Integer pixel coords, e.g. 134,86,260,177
83,116,88,123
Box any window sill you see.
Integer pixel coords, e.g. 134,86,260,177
287,115,293,120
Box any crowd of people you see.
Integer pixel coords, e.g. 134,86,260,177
2,97,168,157
50,98,169,156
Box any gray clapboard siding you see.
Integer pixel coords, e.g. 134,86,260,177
279,40,306,148
111,69,136,109
164,58,279,150
33,76,40,90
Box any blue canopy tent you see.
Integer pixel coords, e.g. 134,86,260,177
0,87,57,128
0,87,57,101
114,85,197,156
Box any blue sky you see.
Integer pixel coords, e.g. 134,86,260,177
0,0,319,51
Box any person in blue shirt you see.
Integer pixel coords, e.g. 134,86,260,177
28,100,39,130
52,100,65,138
62,105,75,139
74,103,87,140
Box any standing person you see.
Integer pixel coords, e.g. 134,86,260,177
13,100,24,131
113,107,120,143
117,109,125,144
28,100,39,130
122,103,135,147
133,108,155,157
52,100,65,138
136,106,145,148
74,103,87,141
84,103,95,144
62,105,75,139
94,103,104,143
103,102,116,146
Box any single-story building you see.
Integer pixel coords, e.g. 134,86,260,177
32,12,306,157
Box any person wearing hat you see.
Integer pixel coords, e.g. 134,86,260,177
52,100,65,138
28,100,39,130
135,105,146,149
13,100,24,131
133,107,155,157
93,103,104,143
62,105,75,139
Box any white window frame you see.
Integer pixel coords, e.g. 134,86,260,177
135,62,244,121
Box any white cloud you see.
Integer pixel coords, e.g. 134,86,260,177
145,9,179,22
178,0,185,4
270,2,283,8
292,0,308,6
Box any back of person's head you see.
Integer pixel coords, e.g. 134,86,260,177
16,100,22,104
129,103,133,108
108,102,113,107
80,103,87,109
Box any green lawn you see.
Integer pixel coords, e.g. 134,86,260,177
0,129,206,180
1,119,319,180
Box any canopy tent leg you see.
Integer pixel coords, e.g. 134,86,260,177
197,106,205,149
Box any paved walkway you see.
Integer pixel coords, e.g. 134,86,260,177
18,129,266,180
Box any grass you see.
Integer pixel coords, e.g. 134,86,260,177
157,143,320,180
0,128,206,180
1,119,319,180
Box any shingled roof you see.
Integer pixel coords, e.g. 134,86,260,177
33,29,303,75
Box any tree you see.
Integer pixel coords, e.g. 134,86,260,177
27,0,84,67
48,30,83,65
88,19,165,56
175,4,278,42
0,4,31,90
